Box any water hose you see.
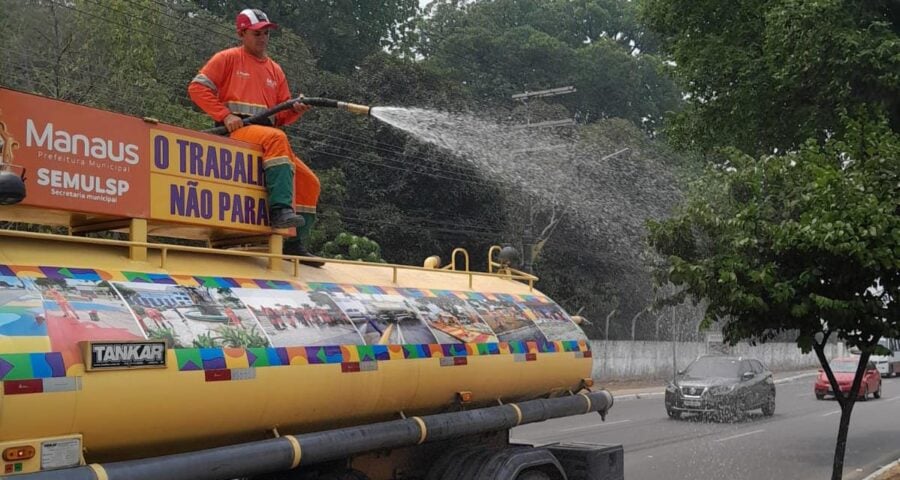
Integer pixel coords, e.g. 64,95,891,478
203,96,371,135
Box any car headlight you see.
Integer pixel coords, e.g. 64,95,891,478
709,384,737,395
666,383,678,393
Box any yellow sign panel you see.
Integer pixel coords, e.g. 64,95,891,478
150,175,271,230
149,128,271,231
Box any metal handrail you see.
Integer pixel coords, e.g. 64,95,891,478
0,229,538,291
442,247,470,272
488,245,502,274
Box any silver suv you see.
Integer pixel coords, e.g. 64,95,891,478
664,355,776,420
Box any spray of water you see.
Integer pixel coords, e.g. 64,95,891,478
369,106,680,262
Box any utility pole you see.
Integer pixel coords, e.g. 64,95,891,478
511,86,576,273
672,306,677,383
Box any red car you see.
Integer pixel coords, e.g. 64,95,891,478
815,357,882,400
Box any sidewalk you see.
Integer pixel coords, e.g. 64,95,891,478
868,462,900,480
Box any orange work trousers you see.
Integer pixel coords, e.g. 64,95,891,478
230,125,320,213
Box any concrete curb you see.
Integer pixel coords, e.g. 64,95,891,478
609,371,818,401
863,459,900,480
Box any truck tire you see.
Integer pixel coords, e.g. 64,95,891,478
428,445,564,480
425,445,501,480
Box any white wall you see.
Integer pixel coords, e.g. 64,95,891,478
590,340,845,380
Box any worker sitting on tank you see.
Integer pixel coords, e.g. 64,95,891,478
188,8,323,267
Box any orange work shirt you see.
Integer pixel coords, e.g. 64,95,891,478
188,46,300,126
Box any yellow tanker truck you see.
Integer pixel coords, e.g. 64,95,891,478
0,87,620,480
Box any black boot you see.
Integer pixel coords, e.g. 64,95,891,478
270,207,305,229
283,242,325,268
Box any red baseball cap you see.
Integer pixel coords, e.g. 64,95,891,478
236,8,278,32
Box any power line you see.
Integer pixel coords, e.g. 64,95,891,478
2,65,503,190
2,2,528,241
289,132,487,184
44,0,505,174
120,0,237,42
1,57,488,185
511,86,577,100
338,215,505,240
321,203,508,235
5,4,495,182
290,123,486,174
27,1,514,181
3,70,509,241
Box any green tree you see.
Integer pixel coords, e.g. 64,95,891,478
640,0,900,156
322,232,385,263
417,0,682,129
195,0,419,73
642,2,899,473
0,0,222,127
418,0,661,57
648,118,899,479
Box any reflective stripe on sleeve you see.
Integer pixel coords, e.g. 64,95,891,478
191,74,218,92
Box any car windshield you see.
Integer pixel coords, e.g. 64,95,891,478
684,357,741,378
831,362,857,373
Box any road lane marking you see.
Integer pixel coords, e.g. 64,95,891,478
557,419,632,433
608,371,818,400
775,372,818,384
822,410,841,417
716,429,765,442
883,396,900,403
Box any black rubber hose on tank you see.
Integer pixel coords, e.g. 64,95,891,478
17,390,613,480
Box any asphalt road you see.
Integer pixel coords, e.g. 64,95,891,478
512,374,900,480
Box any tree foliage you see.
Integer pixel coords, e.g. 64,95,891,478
196,0,419,73
640,0,900,156
648,117,899,478
322,232,385,263
649,118,899,351
642,1,898,476
417,0,682,130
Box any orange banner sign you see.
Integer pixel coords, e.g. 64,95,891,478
0,88,274,232
0,88,150,217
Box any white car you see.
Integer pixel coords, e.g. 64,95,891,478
872,337,900,377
